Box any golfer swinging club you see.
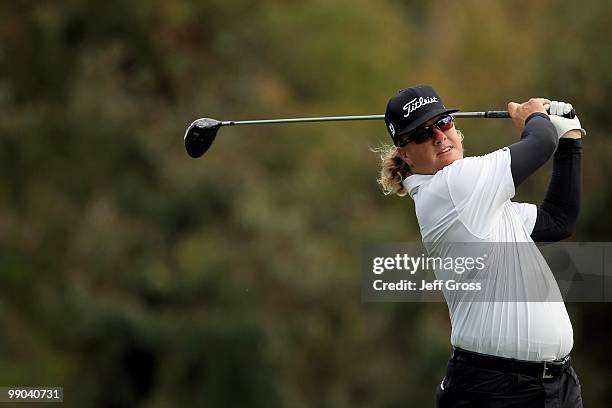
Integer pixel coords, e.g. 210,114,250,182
378,86,584,407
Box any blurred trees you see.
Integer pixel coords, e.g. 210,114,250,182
1,0,611,406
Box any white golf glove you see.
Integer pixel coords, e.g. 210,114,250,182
545,101,586,138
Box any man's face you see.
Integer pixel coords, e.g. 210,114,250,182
398,117,463,175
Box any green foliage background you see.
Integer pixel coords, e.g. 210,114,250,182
1,0,611,406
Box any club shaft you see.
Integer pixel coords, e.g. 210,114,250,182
221,115,385,126
220,111,511,127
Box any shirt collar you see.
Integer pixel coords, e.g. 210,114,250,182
403,173,434,199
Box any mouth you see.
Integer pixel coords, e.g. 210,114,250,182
436,145,454,156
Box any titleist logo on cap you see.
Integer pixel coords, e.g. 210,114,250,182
402,96,439,118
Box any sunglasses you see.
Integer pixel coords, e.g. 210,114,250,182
398,115,454,146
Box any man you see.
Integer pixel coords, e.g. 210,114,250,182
379,85,585,407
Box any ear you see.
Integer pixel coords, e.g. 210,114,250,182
398,147,414,167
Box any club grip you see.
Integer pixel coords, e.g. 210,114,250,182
485,109,576,119
485,111,511,118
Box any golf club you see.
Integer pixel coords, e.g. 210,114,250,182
184,107,575,158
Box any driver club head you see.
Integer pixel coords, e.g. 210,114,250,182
184,118,221,158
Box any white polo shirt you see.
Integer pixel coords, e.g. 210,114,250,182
404,147,573,361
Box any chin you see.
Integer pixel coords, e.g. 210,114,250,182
437,155,460,170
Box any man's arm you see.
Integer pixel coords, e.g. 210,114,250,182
531,136,582,241
508,113,558,186
508,100,585,241
506,98,559,187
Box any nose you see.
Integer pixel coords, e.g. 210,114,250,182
431,127,446,145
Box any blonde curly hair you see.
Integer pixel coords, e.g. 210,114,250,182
372,143,412,196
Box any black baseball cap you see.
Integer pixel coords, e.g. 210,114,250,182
384,85,459,146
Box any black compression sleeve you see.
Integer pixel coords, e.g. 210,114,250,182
509,112,558,187
531,138,582,242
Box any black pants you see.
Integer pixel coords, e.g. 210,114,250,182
435,351,583,407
